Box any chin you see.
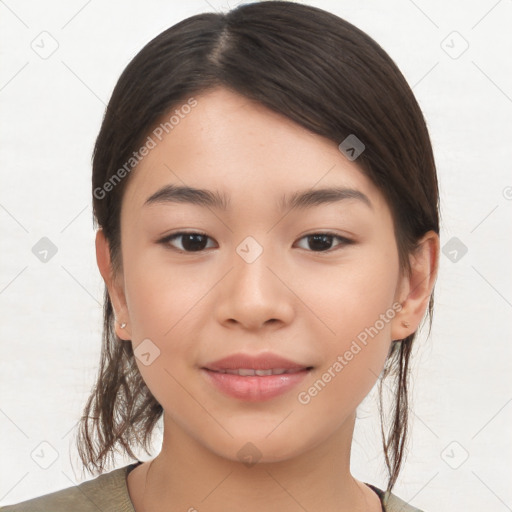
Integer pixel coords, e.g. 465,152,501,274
202,430,315,466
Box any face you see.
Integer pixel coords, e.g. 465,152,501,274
106,87,410,463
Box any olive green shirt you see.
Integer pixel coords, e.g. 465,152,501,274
0,462,425,511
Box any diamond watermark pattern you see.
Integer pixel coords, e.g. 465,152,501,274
338,134,365,161
134,338,161,366
30,31,59,60
30,441,59,469
32,237,58,263
441,31,469,59
440,441,469,469
236,236,263,264
237,442,262,468
442,236,468,263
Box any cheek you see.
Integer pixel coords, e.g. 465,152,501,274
122,271,199,414
120,249,211,405
122,247,208,342
295,306,395,438
298,248,399,342
294,251,398,413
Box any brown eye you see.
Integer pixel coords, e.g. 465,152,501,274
160,232,216,252
295,232,353,252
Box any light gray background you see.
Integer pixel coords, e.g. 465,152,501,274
1,0,511,510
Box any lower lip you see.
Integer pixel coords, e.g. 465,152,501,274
201,368,311,402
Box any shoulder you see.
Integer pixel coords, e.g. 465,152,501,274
366,483,426,512
0,465,136,512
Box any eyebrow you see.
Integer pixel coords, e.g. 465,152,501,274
143,184,372,211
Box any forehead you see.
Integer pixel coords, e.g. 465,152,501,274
121,87,387,215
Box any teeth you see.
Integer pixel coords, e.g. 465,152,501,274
255,369,273,376
214,368,300,376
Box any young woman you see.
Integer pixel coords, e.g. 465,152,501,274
1,2,439,511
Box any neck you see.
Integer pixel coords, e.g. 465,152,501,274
140,411,378,512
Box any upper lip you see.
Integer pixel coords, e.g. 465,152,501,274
202,352,312,371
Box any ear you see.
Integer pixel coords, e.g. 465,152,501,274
95,228,132,340
391,230,440,341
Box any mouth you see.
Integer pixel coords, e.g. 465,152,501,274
200,352,314,401
200,365,313,402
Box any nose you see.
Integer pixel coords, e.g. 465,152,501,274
215,240,295,332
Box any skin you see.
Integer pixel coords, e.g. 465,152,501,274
96,87,439,512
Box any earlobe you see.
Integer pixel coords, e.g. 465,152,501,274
391,230,440,340
95,229,131,340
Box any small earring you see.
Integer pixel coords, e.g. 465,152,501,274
116,319,127,329
401,320,410,328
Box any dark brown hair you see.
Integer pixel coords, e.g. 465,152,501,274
77,0,439,495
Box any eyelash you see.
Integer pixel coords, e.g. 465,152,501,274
157,231,354,254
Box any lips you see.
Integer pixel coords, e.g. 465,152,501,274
200,352,313,401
